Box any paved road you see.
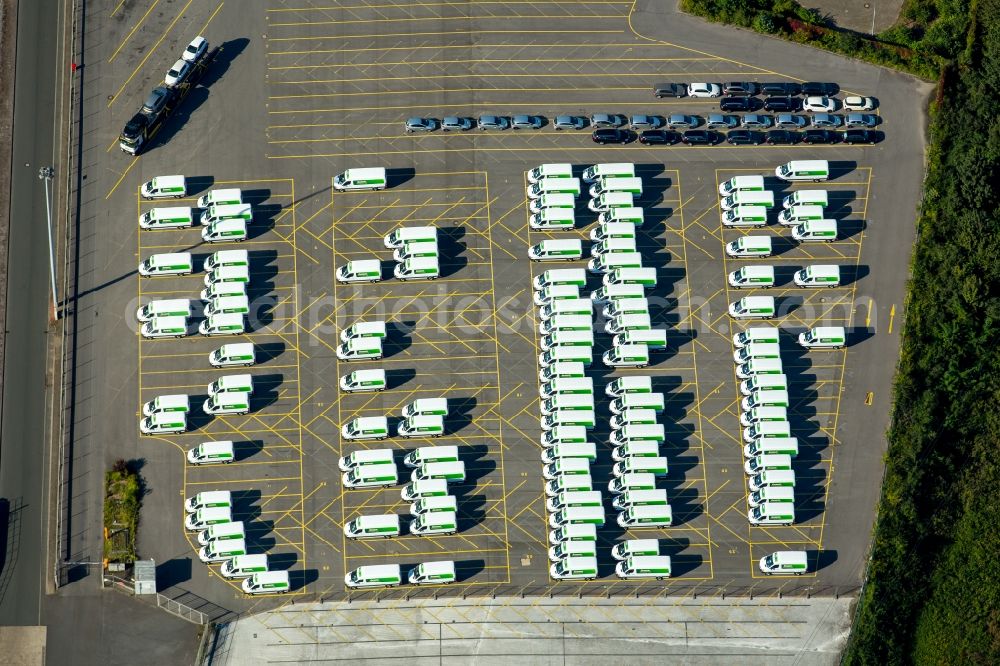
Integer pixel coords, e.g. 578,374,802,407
0,0,59,626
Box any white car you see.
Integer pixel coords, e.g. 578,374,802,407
182,36,208,63
688,82,722,98
843,96,876,111
803,96,837,113
164,59,191,87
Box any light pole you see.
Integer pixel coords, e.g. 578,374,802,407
38,166,58,320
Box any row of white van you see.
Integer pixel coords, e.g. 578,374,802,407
333,226,442,283
727,328,799,526
529,260,678,580
138,374,256,434
138,250,254,339
728,264,841,289
180,490,293,594
527,162,636,186
138,248,249,277
719,175,832,208
531,269,665,370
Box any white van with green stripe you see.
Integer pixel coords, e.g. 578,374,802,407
533,268,587,290
529,193,576,214
139,207,194,230
527,177,581,199
589,176,643,198
615,555,671,579
609,424,665,446
201,219,247,243
617,505,672,528
333,167,387,191
597,206,645,226
604,267,656,289
528,163,573,183
202,203,252,226
794,264,841,287
721,190,775,211
530,208,575,230
775,160,829,182
583,163,635,182
541,442,597,463
722,205,768,228
778,205,825,226
138,252,193,277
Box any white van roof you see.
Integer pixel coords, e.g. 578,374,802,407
207,313,245,327
211,249,249,263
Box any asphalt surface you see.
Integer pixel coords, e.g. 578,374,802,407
1,1,201,664
50,0,930,638
0,0,58,626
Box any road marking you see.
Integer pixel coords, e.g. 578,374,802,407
888,303,896,333
108,0,161,63
105,159,140,200
270,15,625,28
107,0,196,108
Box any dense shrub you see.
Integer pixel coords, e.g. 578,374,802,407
680,0,999,662
680,0,960,79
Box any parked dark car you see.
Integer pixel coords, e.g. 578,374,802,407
720,96,753,112
842,129,879,144
681,130,717,145
801,129,841,144
724,82,760,96
592,128,634,144
765,129,800,145
726,130,763,145
653,82,687,98
639,129,680,145
763,96,800,112
801,82,839,96
761,81,802,96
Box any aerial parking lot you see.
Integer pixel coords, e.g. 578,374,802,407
70,0,926,611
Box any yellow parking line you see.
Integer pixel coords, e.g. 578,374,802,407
269,144,848,160
274,71,769,86
270,85,647,100
270,14,624,28
108,0,161,63
107,0,195,107
105,159,140,200
267,29,624,43
267,0,632,11
269,56,718,71
268,41,733,57
198,1,225,35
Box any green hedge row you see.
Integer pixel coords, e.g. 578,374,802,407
845,5,1000,656
678,0,999,661
680,0,953,79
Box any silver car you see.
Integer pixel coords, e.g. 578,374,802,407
441,116,473,131
404,117,437,133
477,115,510,130
666,114,699,129
774,113,807,129
740,114,772,129
844,113,877,128
629,115,663,131
811,113,842,128
706,114,738,130
553,115,587,130
511,114,544,130
590,113,626,129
